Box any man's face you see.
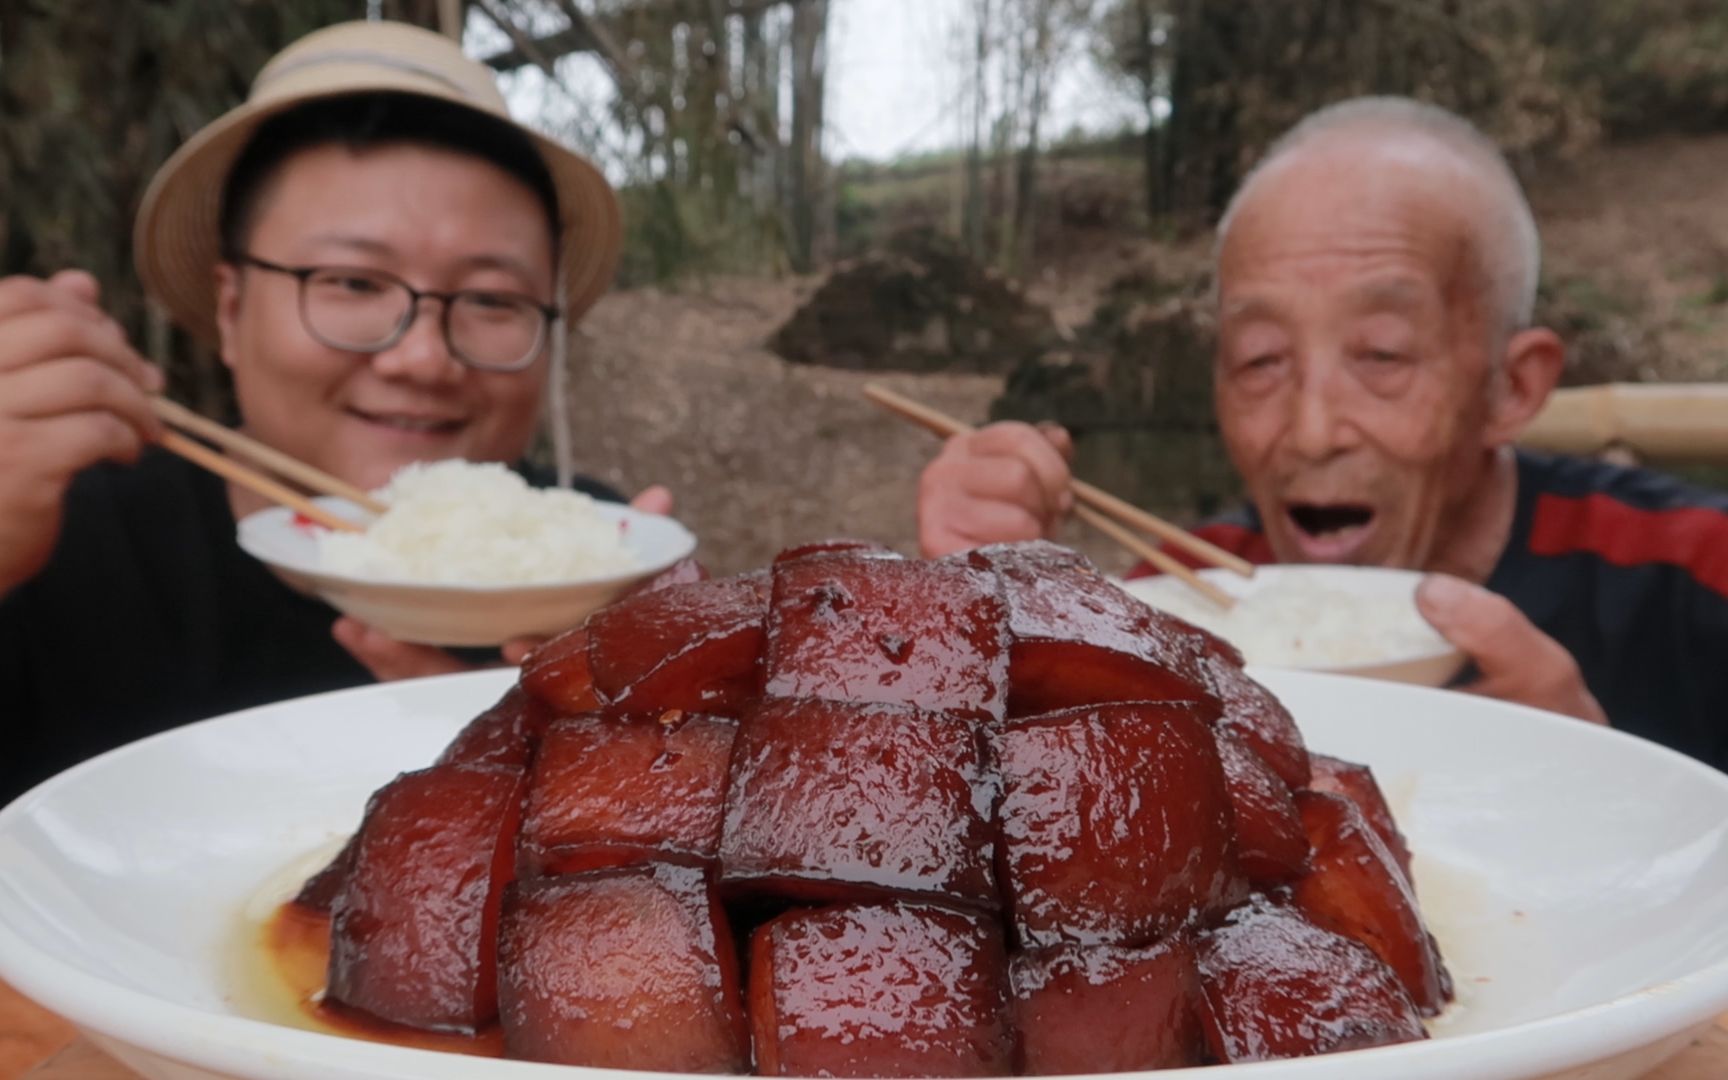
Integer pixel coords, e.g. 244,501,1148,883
1214,140,1501,569
215,142,556,492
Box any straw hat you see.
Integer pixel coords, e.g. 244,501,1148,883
134,20,621,347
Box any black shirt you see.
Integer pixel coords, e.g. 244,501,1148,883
1485,451,1728,770
0,448,620,802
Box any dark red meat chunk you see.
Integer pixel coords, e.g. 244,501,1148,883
437,685,554,770
749,901,1013,1077
1011,937,1205,1074
1196,898,1427,1062
988,701,1244,948
290,833,356,915
1293,791,1450,1015
1216,731,1310,884
774,539,899,564
519,626,602,714
519,712,736,877
720,696,996,906
327,764,524,1033
1307,751,1414,881
764,555,1009,723
588,573,770,717
967,542,1216,717
498,864,746,1071
1203,653,1311,788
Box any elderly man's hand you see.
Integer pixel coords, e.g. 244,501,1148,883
1416,574,1607,725
333,482,677,682
917,421,1075,557
0,272,164,596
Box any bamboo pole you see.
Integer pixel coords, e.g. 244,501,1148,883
1520,384,1728,463
437,0,462,39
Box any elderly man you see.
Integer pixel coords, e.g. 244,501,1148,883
918,96,1728,770
0,22,666,800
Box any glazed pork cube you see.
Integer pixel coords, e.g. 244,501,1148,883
720,696,996,906
290,833,356,915
519,626,602,713
327,763,524,1033
1196,898,1427,1062
498,864,746,1071
773,539,899,564
436,685,554,770
989,701,1243,948
519,712,736,876
749,901,1013,1077
966,542,1214,716
764,555,1009,723
1215,731,1310,884
1203,653,1311,788
587,572,770,717
1011,937,1205,1074
1307,751,1414,881
1293,791,1450,1015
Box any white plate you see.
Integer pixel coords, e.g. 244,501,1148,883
238,499,696,647
1120,565,1467,686
2,670,1728,1080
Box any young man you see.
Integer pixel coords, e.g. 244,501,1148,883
0,22,665,799
918,97,1728,770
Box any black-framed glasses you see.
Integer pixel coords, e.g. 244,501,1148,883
232,254,561,373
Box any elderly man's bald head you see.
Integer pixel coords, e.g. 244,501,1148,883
1217,97,1540,338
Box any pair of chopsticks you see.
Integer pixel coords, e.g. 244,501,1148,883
862,383,1251,610
150,398,384,532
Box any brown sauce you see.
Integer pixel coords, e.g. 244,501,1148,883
257,902,504,1057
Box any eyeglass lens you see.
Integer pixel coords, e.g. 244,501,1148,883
301,268,546,370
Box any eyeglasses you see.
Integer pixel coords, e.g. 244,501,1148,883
232,254,561,373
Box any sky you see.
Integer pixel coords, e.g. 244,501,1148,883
473,0,1143,171
823,0,1140,164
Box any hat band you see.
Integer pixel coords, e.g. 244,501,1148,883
259,49,477,98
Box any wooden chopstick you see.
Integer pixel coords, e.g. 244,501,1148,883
1073,506,1237,609
861,382,1242,609
157,431,366,533
151,397,388,514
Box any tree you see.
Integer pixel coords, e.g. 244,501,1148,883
0,0,438,412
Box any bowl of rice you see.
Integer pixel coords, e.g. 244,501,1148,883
237,461,696,647
1119,565,1467,687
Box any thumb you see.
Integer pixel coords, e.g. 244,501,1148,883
1416,574,1607,724
333,617,473,682
629,484,674,516
47,269,101,305
1414,574,1526,678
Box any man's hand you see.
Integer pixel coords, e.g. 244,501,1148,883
0,271,164,596
333,619,547,681
1416,574,1607,725
630,484,674,516
334,485,675,682
916,421,1075,557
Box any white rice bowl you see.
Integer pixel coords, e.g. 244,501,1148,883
319,461,637,586
1120,565,1465,683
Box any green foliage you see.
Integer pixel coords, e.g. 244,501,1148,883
0,0,360,407
616,179,788,286
1090,0,1728,224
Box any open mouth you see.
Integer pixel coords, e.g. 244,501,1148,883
348,408,465,436
1283,502,1377,561
1288,503,1375,538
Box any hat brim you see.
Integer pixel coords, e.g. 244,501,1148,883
135,81,621,348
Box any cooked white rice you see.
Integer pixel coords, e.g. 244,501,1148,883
318,460,637,585
1124,572,1446,669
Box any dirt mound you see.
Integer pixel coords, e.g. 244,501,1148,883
992,266,1241,523
771,230,1060,374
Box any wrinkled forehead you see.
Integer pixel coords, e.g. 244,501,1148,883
1218,134,1495,307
